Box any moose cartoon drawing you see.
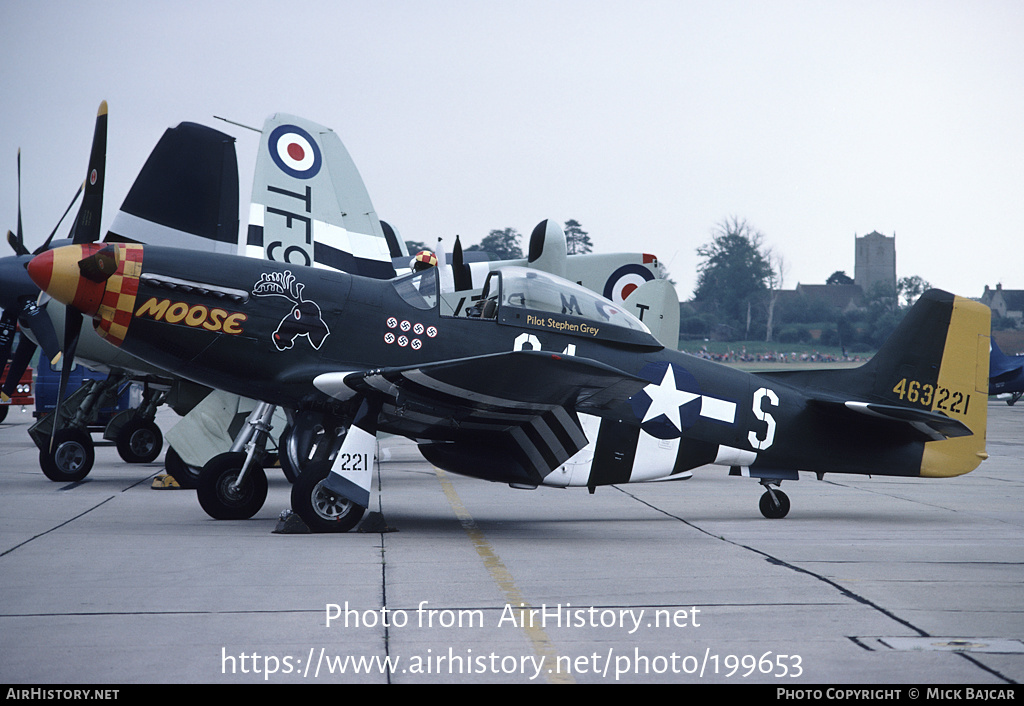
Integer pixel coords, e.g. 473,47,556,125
252,270,330,351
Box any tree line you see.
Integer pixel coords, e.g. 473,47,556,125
406,215,931,352
405,219,594,261
684,217,931,351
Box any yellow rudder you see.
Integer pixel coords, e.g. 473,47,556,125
920,295,990,477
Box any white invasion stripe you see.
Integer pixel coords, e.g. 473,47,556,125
700,396,736,423
314,220,391,262
714,445,756,467
248,202,265,227
312,372,361,402
110,211,239,254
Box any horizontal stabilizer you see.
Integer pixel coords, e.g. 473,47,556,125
817,399,973,441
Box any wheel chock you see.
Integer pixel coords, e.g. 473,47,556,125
273,509,311,534
358,511,397,533
272,509,396,534
151,473,181,489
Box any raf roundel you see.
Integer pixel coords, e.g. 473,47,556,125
268,124,322,179
604,264,655,303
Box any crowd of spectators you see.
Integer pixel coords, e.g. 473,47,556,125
684,348,869,364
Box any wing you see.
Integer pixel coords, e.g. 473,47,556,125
323,350,648,483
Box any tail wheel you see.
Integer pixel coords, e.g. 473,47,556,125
291,462,365,533
759,488,790,519
197,452,268,520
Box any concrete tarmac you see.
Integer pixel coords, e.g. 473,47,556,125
1,400,1022,685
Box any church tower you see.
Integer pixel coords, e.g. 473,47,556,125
854,231,896,294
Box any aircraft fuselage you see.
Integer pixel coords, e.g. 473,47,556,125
48,244,980,485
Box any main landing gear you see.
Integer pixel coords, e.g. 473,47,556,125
197,402,276,520
32,374,167,482
290,461,365,533
195,404,347,521
758,479,790,519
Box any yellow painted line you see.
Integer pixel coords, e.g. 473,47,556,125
435,468,573,684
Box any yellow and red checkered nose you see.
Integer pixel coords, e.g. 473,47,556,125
29,243,144,348
28,244,108,316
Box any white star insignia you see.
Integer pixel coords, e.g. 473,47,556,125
641,365,699,431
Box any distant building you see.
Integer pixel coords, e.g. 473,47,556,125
981,284,1024,326
793,283,864,313
854,231,896,294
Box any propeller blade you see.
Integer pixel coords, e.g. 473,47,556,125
18,298,62,365
1,332,37,402
50,304,82,450
71,101,107,245
7,151,29,256
8,230,28,256
34,181,84,255
16,149,25,253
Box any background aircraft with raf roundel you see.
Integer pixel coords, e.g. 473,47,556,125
29,233,991,532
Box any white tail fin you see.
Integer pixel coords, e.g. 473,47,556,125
246,113,396,278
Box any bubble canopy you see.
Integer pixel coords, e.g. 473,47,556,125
392,265,662,347
490,267,661,347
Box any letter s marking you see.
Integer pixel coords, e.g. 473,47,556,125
748,387,779,451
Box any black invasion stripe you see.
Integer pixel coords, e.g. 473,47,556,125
589,419,641,486
314,241,395,279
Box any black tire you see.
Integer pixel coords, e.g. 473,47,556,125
0,405,8,424
116,418,163,464
291,462,365,533
279,414,335,483
278,425,301,483
164,447,201,489
197,452,268,520
759,489,790,519
40,428,95,482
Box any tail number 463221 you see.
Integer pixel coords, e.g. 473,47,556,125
891,378,971,415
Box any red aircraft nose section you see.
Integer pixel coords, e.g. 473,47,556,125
28,243,145,347
28,244,108,316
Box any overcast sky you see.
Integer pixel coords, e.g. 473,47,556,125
2,0,1021,301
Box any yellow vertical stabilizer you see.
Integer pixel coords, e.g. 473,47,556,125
920,296,990,477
